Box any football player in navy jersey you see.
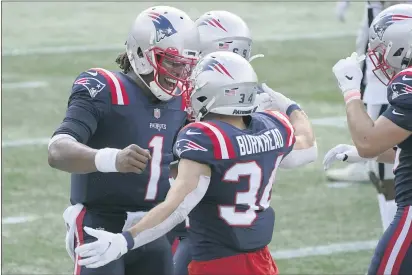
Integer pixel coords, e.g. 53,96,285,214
47,6,200,275
324,4,412,274
167,10,286,275
74,51,317,275
167,10,263,275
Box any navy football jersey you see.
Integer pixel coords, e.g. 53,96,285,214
382,67,412,206
53,68,189,212
173,111,295,261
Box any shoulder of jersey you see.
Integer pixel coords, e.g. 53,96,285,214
256,110,295,147
176,121,237,160
72,68,129,105
388,67,412,107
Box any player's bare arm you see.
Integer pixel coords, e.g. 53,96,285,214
48,137,151,174
74,158,211,268
288,108,316,150
259,83,317,167
332,52,411,158
345,100,410,158
48,136,99,173
377,148,396,164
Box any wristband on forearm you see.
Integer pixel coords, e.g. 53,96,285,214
344,90,361,104
286,104,302,116
94,148,120,172
121,231,134,250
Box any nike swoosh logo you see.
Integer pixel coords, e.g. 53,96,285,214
402,75,412,81
345,75,353,80
186,130,201,135
86,71,98,77
392,109,404,116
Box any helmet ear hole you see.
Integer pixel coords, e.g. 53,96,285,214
137,47,144,58
197,96,207,102
394,48,404,57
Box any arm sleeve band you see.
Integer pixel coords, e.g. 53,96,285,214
131,175,210,250
279,143,318,169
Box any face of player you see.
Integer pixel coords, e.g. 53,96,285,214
157,53,187,91
152,48,198,95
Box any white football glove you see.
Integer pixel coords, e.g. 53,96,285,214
257,83,298,114
323,144,372,170
75,227,129,269
332,52,365,95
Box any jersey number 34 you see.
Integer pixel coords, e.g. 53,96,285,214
219,159,282,226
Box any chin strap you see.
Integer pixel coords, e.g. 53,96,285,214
196,97,216,122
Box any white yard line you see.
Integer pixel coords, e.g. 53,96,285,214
2,215,38,225
327,182,355,189
2,32,356,57
2,116,347,148
2,138,50,148
271,240,378,259
311,116,347,128
2,81,48,89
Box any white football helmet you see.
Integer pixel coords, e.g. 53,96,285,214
189,51,259,121
195,11,263,61
368,4,412,85
126,6,200,101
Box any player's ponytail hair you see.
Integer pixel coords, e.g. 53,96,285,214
115,52,132,73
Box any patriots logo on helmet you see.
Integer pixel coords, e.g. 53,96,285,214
199,58,234,79
198,17,227,32
374,14,412,40
74,77,106,98
175,138,208,157
148,12,177,43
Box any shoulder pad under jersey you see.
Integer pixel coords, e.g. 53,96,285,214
256,110,296,149
388,68,412,110
173,121,237,164
72,68,129,105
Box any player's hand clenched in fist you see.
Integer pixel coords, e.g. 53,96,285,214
116,144,151,174
94,144,151,173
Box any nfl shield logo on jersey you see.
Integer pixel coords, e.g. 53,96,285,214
154,108,161,119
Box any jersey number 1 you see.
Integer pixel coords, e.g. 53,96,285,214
145,136,163,200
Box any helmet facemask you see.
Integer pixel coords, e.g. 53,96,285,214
368,42,397,86
145,46,198,97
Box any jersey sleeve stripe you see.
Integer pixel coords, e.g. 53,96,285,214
190,122,234,159
92,68,129,105
207,122,236,158
74,208,86,275
265,111,295,147
190,122,223,159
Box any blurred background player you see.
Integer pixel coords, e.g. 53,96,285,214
328,0,399,232
329,4,412,273
74,50,317,275
47,6,199,275
168,10,275,275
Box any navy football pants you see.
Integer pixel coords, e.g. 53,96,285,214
173,237,192,275
74,208,173,275
368,205,412,275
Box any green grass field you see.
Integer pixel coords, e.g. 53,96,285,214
2,2,384,274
